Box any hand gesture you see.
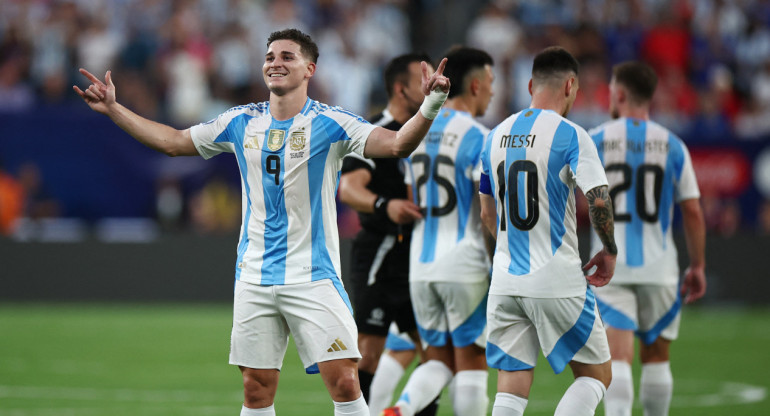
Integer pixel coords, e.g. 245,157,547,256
421,57,450,96
680,265,706,304
386,199,423,224
73,69,116,115
583,248,616,287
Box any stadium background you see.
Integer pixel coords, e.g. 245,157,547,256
1,0,769,415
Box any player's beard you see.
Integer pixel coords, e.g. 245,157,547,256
610,106,620,119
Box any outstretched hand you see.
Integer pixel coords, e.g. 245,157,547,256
583,248,616,287
421,57,450,96
73,69,116,115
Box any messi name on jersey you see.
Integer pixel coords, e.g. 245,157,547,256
499,133,536,149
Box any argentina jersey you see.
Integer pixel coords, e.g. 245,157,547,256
405,109,491,282
480,109,607,298
190,98,376,286
588,118,700,285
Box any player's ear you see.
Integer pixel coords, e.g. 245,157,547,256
528,79,533,97
566,76,577,97
306,61,316,78
470,78,480,96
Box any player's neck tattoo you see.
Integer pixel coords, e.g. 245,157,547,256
585,185,618,255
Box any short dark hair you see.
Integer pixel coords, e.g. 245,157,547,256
442,46,494,98
267,28,319,63
612,61,658,102
532,46,579,85
383,53,431,99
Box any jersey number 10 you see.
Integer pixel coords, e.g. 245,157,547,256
496,160,539,232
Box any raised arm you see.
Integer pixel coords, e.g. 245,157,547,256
73,69,198,157
679,198,706,303
582,185,617,286
363,59,450,158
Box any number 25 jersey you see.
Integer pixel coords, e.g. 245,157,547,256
588,118,700,285
190,98,376,286
480,109,607,298
405,109,491,283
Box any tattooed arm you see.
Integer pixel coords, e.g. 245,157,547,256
582,185,617,287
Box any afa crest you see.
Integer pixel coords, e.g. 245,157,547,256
290,130,307,151
267,129,285,151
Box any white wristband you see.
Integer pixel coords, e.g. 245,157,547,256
419,89,448,120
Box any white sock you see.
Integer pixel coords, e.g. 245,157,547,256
555,376,606,416
334,394,368,416
395,360,453,416
240,404,275,415
640,362,673,416
604,360,634,416
491,392,528,416
452,370,489,416
369,353,406,416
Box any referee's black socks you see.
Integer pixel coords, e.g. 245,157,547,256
358,369,374,402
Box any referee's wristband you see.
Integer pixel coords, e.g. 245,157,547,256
419,89,448,120
373,195,390,221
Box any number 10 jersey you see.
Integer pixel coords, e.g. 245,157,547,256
480,109,607,298
588,117,700,285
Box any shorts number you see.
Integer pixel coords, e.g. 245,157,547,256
266,155,281,185
496,160,539,231
412,153,456,217
606,163,664,223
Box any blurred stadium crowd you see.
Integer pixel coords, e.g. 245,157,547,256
1,0,770,238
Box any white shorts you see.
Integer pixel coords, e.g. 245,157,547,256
486,287,610,374
410,279,489,349
594,283,681,345
229,279,361,374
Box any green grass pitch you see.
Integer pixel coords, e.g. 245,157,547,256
1,303,767,415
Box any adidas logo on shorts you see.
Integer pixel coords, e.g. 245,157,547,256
327,338,348,352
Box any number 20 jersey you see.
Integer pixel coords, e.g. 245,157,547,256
405,109,491,283
190,98,376,286
588,117,700,285
480,109,607,298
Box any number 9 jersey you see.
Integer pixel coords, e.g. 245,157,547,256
480,109,608,298
405,109,491,283
588,118,700,285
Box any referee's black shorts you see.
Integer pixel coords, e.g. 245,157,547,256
348,230,416,337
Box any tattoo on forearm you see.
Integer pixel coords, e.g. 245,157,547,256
585,185,617,255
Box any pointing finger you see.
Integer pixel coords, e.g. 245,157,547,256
106,70,114,87
421,61,430,83
79,68,102,86
435,58,447,77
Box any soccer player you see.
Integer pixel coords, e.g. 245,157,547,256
479,46,617,416
588,61,706,416
383,46,495,416
337,52,438,416
73,28,450,416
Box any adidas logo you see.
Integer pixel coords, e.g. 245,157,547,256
327,338,348,352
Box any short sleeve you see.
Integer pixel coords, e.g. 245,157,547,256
321,108,378,159
189,108,246,159
675,143,701,201
571,127,608,193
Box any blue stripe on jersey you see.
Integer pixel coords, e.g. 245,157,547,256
329,274,354,314
546,286,596,374
506,109,540,275
592,129,605,164
546,122,576,254
481,126,498,221
454,125,482,241
596,297,637,330
260,118,292,285
486,341,535,371
625,118,646,267
308,117,337,281
636,294,681,345
659,133,685,245
419,110,455,263
300,98,313,116
215,114,255,281
450,294,487,347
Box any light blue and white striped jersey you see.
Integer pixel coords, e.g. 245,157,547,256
588,117,700,285
405,109,491,282
190,98,376,286
480,109,607,298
